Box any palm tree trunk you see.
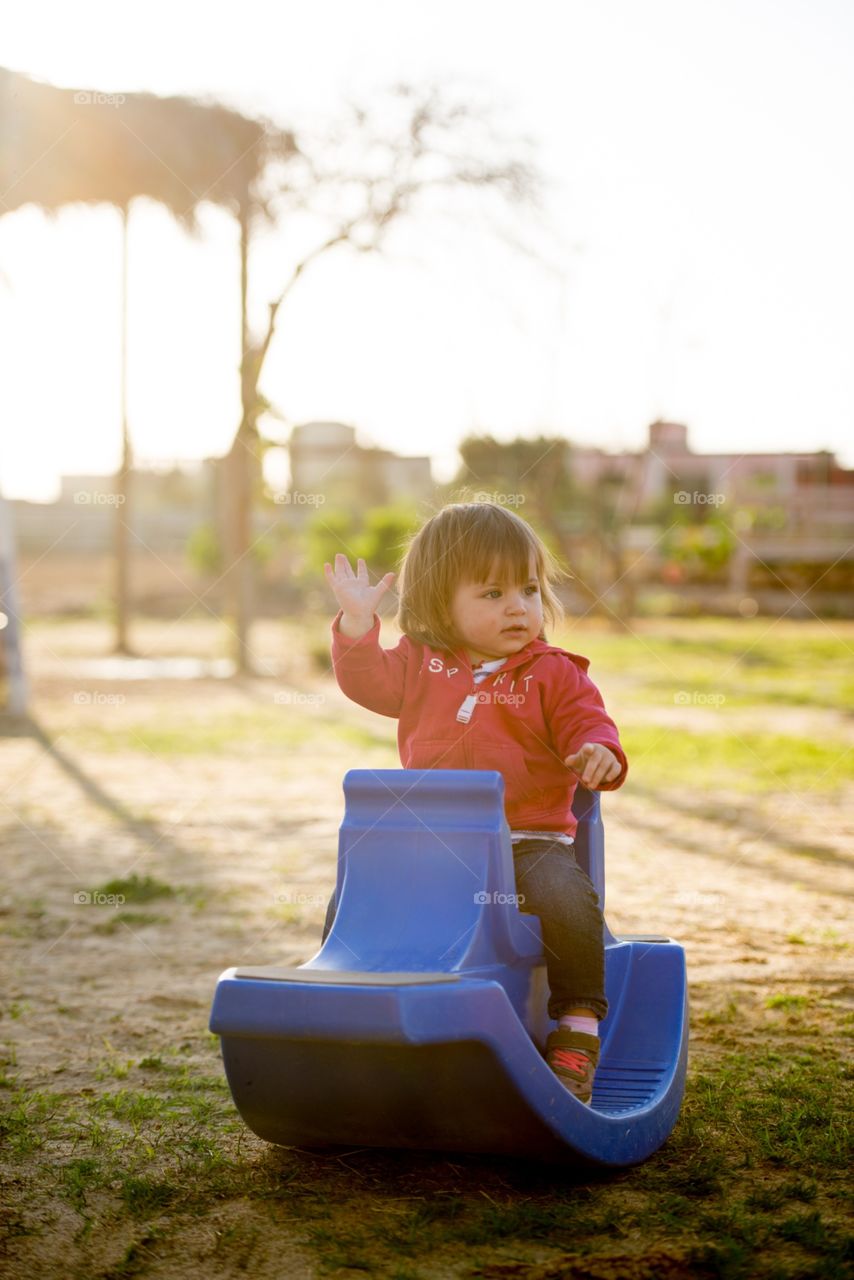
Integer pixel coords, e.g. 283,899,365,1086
225,205,254,673
114,203,132,655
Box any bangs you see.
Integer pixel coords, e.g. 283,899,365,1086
461,519,541,586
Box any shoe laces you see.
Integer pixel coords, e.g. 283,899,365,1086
551,1048,592,1077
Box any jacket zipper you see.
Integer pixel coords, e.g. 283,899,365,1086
455,690,479,723
452,649,533,724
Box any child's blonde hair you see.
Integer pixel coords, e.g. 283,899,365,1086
396,501,567,651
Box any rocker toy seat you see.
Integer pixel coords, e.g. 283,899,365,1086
209,769,689,1168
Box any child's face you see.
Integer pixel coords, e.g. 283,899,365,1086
447,555,544,664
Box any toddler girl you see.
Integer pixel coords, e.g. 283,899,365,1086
323,501,627,1105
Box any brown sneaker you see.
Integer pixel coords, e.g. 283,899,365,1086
545,1028,600,1105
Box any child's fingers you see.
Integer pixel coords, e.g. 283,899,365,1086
564,744,594,774
586,754,621,789
565,743,619,788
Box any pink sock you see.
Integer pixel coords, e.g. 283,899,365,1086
558,1014,598,1037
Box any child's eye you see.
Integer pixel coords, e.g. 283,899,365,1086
483,584,539,599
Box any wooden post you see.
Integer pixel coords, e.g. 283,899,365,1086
224,203,254,673
0,489,28,716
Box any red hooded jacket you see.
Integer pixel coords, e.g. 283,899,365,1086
330,610,628,839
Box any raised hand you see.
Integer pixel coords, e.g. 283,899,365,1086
323,554,396,624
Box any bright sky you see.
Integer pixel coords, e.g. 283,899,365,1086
1,0,853,500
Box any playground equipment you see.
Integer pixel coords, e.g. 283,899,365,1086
209,770,688,1167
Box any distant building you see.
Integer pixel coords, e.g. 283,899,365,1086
568,420,854,603
570,419,854,533
13,460,220,554
287,421,433,510
11,425,434,556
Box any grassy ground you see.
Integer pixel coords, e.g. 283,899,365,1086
0,614,852,1279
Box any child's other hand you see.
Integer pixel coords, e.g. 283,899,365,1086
564,743,621,789
323,554,396,620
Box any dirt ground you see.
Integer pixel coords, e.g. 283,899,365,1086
1,620,852,1278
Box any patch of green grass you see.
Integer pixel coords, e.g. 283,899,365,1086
819,927,849,950
670,1197,843,1278
694,1048,850,1169
95,1041,134,1081
744,1178,818,1211
549,619,854,720
559,620,853,680
94,873,176,903
137,1055,165,1071
118,1173,180,1218
91,1089,177,1125
765,994,810,1011
0,1088,65,1156
66,708,392,756
621,724,853,792
60,1156,105,1213
698,997,739,1025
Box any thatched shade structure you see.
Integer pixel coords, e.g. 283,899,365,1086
0,66,296,224
0,66,299,663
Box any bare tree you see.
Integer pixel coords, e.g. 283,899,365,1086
226,81,549,670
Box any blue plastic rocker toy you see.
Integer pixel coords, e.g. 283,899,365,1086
209,769,689,1168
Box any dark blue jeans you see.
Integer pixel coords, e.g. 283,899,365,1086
512,837,609,1022
320,835,608,1023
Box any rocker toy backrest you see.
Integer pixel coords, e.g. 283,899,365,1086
321,769,608,974
324,769,538,972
